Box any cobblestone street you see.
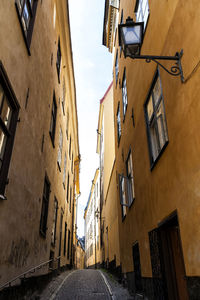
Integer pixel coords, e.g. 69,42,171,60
38,269,134,300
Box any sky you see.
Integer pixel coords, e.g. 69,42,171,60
68,0,113,237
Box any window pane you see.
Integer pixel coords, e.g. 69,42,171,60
57,128,63,166
150,122,159,161
147,95,153,121
115,52,119,83
120,176,127,218
136,0,149,29
63,153,67,184
117,107,121,140
156,101,168,149
1,96,12,129
153,76,162,106
29,0,33,7
127,153,135,201
22,1,31,30
17,0,24,13
0,128,7,166
122,75,127,116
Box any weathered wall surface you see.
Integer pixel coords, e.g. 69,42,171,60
0,0,79,286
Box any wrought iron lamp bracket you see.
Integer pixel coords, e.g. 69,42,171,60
127,49,184,83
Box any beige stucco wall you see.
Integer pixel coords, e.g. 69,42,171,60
112,0,200,277
0,0,79,286
99,83,121,267
103,86,116,200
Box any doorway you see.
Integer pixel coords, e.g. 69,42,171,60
158,214,189,300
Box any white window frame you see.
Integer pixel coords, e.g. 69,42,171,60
145,70,168,167
135,0,150,31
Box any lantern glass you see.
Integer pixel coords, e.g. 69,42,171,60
119,18,144,57
122,24,142,45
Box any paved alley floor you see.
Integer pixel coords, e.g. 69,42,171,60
38,269,134,300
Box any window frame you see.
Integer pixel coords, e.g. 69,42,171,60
126,150,135,207
134,0,150,33
62,77,66,115
49,92,57,147
51,197,58,246
15,0,38,55
67,229,71,259
116,102,121,144
119,174,127,220
144,69,169,170
119,9,124,56
115,50,119,85
66,173,69,202
63,152,67,188
40,175,51,237
56,38,62,83
63,222,67,256
57,127,63,171
0,62,20,196
122,68,128,120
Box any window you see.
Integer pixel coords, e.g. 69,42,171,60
145,71,168,167
56,38,61,83
126,150,135,206
64,222,67,256
120,10,123,54
62,78,66,115
57,127,63,170
49,93,57,146
0,62,20,196
134,0,149,31
119,174,127,219
71,153,73,173
51,198,58,246
115,50,119,84
15,0,38,54
69,186,72,212
122,69,128,118
40,176,51,237
66,109,69,139
117,103,121,143
63,152,67,188
66,173,69,202
69,135,71,159
67,229,71,259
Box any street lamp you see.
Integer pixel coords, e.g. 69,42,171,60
118,17,184,82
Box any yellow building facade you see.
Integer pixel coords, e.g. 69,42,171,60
97,83,121,274
0,0,80,291
103,0,200,299
75,237,85,270
84,169,100,268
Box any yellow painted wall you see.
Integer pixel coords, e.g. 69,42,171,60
0,0,79,285
113,0,200,277
99,83,121,267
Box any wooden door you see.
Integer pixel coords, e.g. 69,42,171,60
160,219,189,300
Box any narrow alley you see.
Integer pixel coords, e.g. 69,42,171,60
0,0,200,299
38,269,133,300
